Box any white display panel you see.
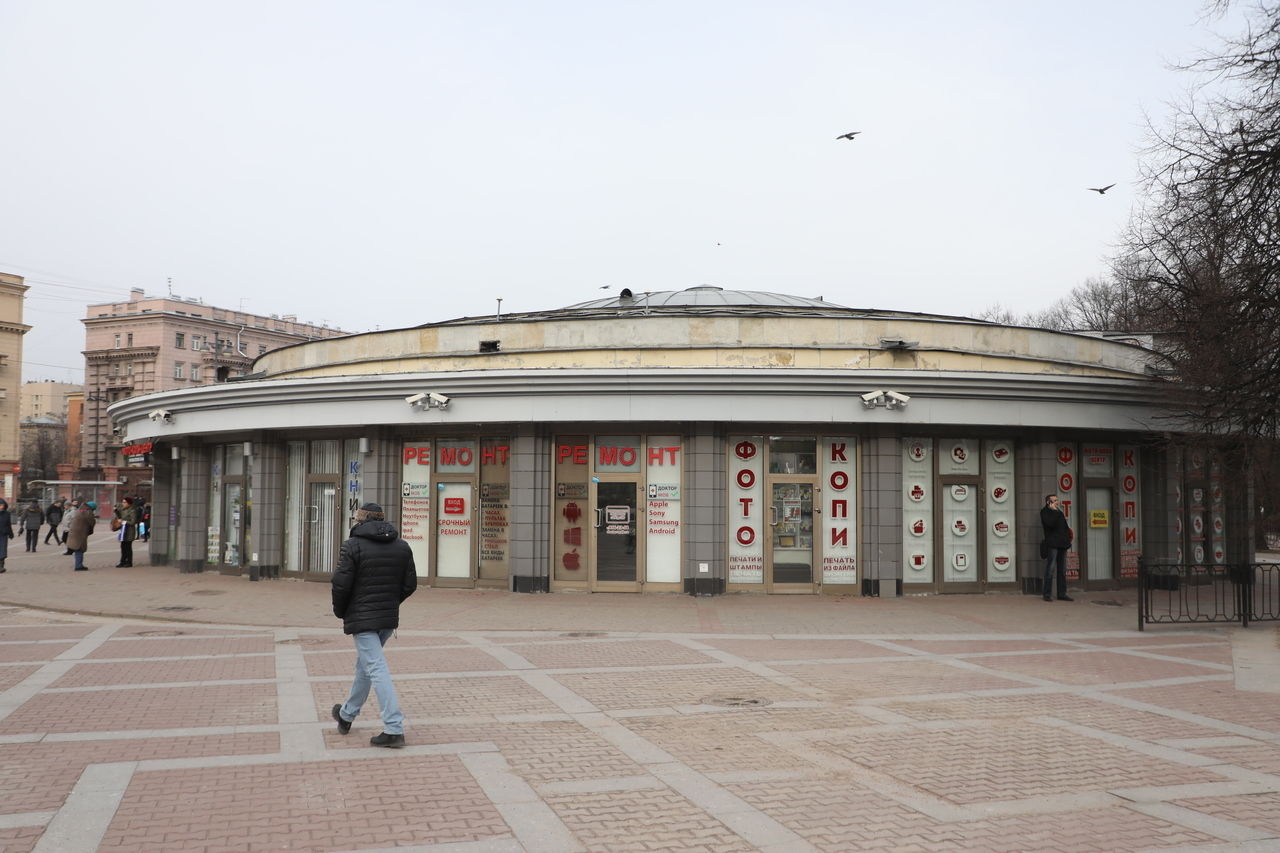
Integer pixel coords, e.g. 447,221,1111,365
728,436,764,584
984,440,1015,583
820,437,857,585
401,442,432,577
645,436,682,583
902,438,934,583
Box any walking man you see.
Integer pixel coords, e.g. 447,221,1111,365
1039,494,1073,602
44,499,65,546
331,502,416,748
19,501,43,552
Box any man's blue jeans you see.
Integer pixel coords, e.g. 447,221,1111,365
339,629,404,735
72,549,85,570
1043,548,1068,598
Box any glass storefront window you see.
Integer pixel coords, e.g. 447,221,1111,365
768,437,816,474
309,440,340,475
479,439,512,581
553,435,589,582
284,441,305,573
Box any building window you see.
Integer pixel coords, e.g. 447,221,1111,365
258,344,267,356
175,332,185,348
113,334,121,348
174,362,185,379
191,334,205,351
190,365,201,382
126,333,133,347
125,363,133,376
112,363,121,376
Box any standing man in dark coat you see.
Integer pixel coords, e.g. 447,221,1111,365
1040,494,1073,602
331,501,417,748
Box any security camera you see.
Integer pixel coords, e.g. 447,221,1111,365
860,390,884,403
148,409,173,422
405,393,427,406
885,391,911,405
111,425,123,436
428,392,450,407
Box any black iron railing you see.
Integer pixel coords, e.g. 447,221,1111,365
1138,558,1280,630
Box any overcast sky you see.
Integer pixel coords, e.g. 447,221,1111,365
0,0,1241,383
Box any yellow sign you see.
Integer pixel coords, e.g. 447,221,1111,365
1089,510,1109,528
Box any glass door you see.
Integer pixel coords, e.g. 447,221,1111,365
768,482,814,590
220,482,244,575
304,479,342,575
435,482,476,586
1085,487,1115,585
593,480,640,591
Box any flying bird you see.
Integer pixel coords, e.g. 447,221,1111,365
1087,184,1116,195
837,131,862,140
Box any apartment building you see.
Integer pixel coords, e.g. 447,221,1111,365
82,289,346,471
21,380,78,422
0,273,30,500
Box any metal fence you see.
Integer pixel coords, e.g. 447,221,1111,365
1138,558,1280,630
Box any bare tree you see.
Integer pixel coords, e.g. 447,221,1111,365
1119,0,1280,441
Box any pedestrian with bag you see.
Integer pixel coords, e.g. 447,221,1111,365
1039,494,1074,602
67,501,96,571
19,501,43,552
113,496,140,567
331,502,417,748
60,498,80,553
0,499,14,572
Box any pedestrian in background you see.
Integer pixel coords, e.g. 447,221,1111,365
19,501,43,552
140,502,152,542
331,501,417,748
43,498,64,546
1039,494,1073,602
0,500,14,572
60,498,81,553
67,501,96,571
113,496,140,567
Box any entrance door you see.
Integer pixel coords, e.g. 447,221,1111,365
435,482,476,586
592,480,640,591
304,479,342,574
940,481,981,591
220,481,245,575
767,481,815,592
1085,487,1115,586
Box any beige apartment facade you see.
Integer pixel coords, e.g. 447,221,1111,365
0,273,30,501
21,380,78,422
82,289,346,474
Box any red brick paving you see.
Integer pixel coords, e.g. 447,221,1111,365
97,756,511,853
0,682,277,734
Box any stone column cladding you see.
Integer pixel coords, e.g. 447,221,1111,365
510,425,551,591
1140,444,1174,563
362,434,398,523
860,427,902,590
150,456,172,565
683,424,725,594
176,445,210,573
249,441,284,580
1016,439,1058,595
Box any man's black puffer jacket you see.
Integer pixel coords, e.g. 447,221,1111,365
331,520,417,635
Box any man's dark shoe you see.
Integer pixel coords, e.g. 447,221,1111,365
1043,596,1052,602
370,732,405,749
331,704,351,735
1057,595,1074,601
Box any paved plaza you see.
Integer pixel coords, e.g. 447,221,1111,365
1,541,1279,852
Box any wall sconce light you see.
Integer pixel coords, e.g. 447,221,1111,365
358,437,370,454
243,441,252,456
405,392,450,410
171,446,180,461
